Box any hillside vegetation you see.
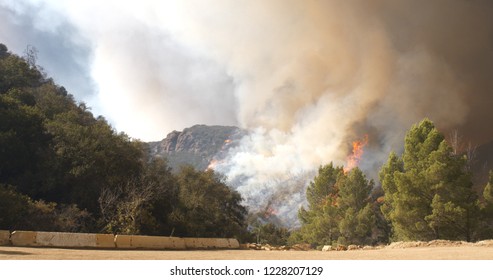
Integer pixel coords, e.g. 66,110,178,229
0,43,248,240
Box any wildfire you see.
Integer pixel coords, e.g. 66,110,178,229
224,139,232,144
343,134,369,173
206,159,220,171
264,206,278,219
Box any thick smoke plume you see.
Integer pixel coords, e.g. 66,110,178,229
2,0,493,226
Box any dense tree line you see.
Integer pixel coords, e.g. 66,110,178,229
0,43,248,240
293,119,493,246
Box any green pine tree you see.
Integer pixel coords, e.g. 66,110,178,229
297,164,376,246
337,168,375,245
297,163,343,245
379,119,480,241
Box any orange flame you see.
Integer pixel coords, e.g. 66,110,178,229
343,135,368,173
206,159,220,170
264,207,278,218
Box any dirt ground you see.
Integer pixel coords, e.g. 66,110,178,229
1,242,493,260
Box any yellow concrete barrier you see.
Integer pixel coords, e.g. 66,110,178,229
198,238,217,248
227,238,240,249
133,236,186,250
115,235,186,249
183,238,239,249
11,231,115,248
36,232,94,247
131,235,173,249
184,238,199,249
11,231,37,246
169,237,186,249
215,238,230,248
114,235,132,249
8,230,237,250
96,233,115,248
184,238,209,249
0,230,10,246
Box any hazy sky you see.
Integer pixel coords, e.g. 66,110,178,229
2,0,492,144
3,0,493,224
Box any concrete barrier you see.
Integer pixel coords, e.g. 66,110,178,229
36,232,96,247
114,235,132,249
169,237,187,249
11,231,37,246
9,230,238,250
115,235,186,250
183,238,239,249
200,238,218,248
215,238,230,248
184,238,211,249
12,231,115,248
96,233,115,248
227,238,240,249
0,230,10,245
184,238,200,249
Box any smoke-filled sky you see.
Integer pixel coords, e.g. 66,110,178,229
2,0,493,225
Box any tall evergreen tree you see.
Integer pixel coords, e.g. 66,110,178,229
379,119,480,241
297,164,376,246
297,163,343,245
379,152,403,232
337,168,375,245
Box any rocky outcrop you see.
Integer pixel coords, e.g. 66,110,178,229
147,125,245,171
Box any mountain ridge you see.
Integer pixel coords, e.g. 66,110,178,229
147,124,246,171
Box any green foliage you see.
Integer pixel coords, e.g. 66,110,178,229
297,164,377,246
337,169,376,245
478,171,493,238
97,161,248,239
0,184,32,230
137,158,180,235
0,89,50,193
0,42,249,238
0,184,92,232
43,109,143,213
297,163,343,245
379,119,480,241
0,46,144,215
98,158,177,235
305,163,343,211
170,166,248,239
0,50,42,93
379,152,403,224
252,223,290,246
484,171,493,204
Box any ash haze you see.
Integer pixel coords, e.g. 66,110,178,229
2,0,493,225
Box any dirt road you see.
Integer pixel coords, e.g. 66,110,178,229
1,245,492,260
